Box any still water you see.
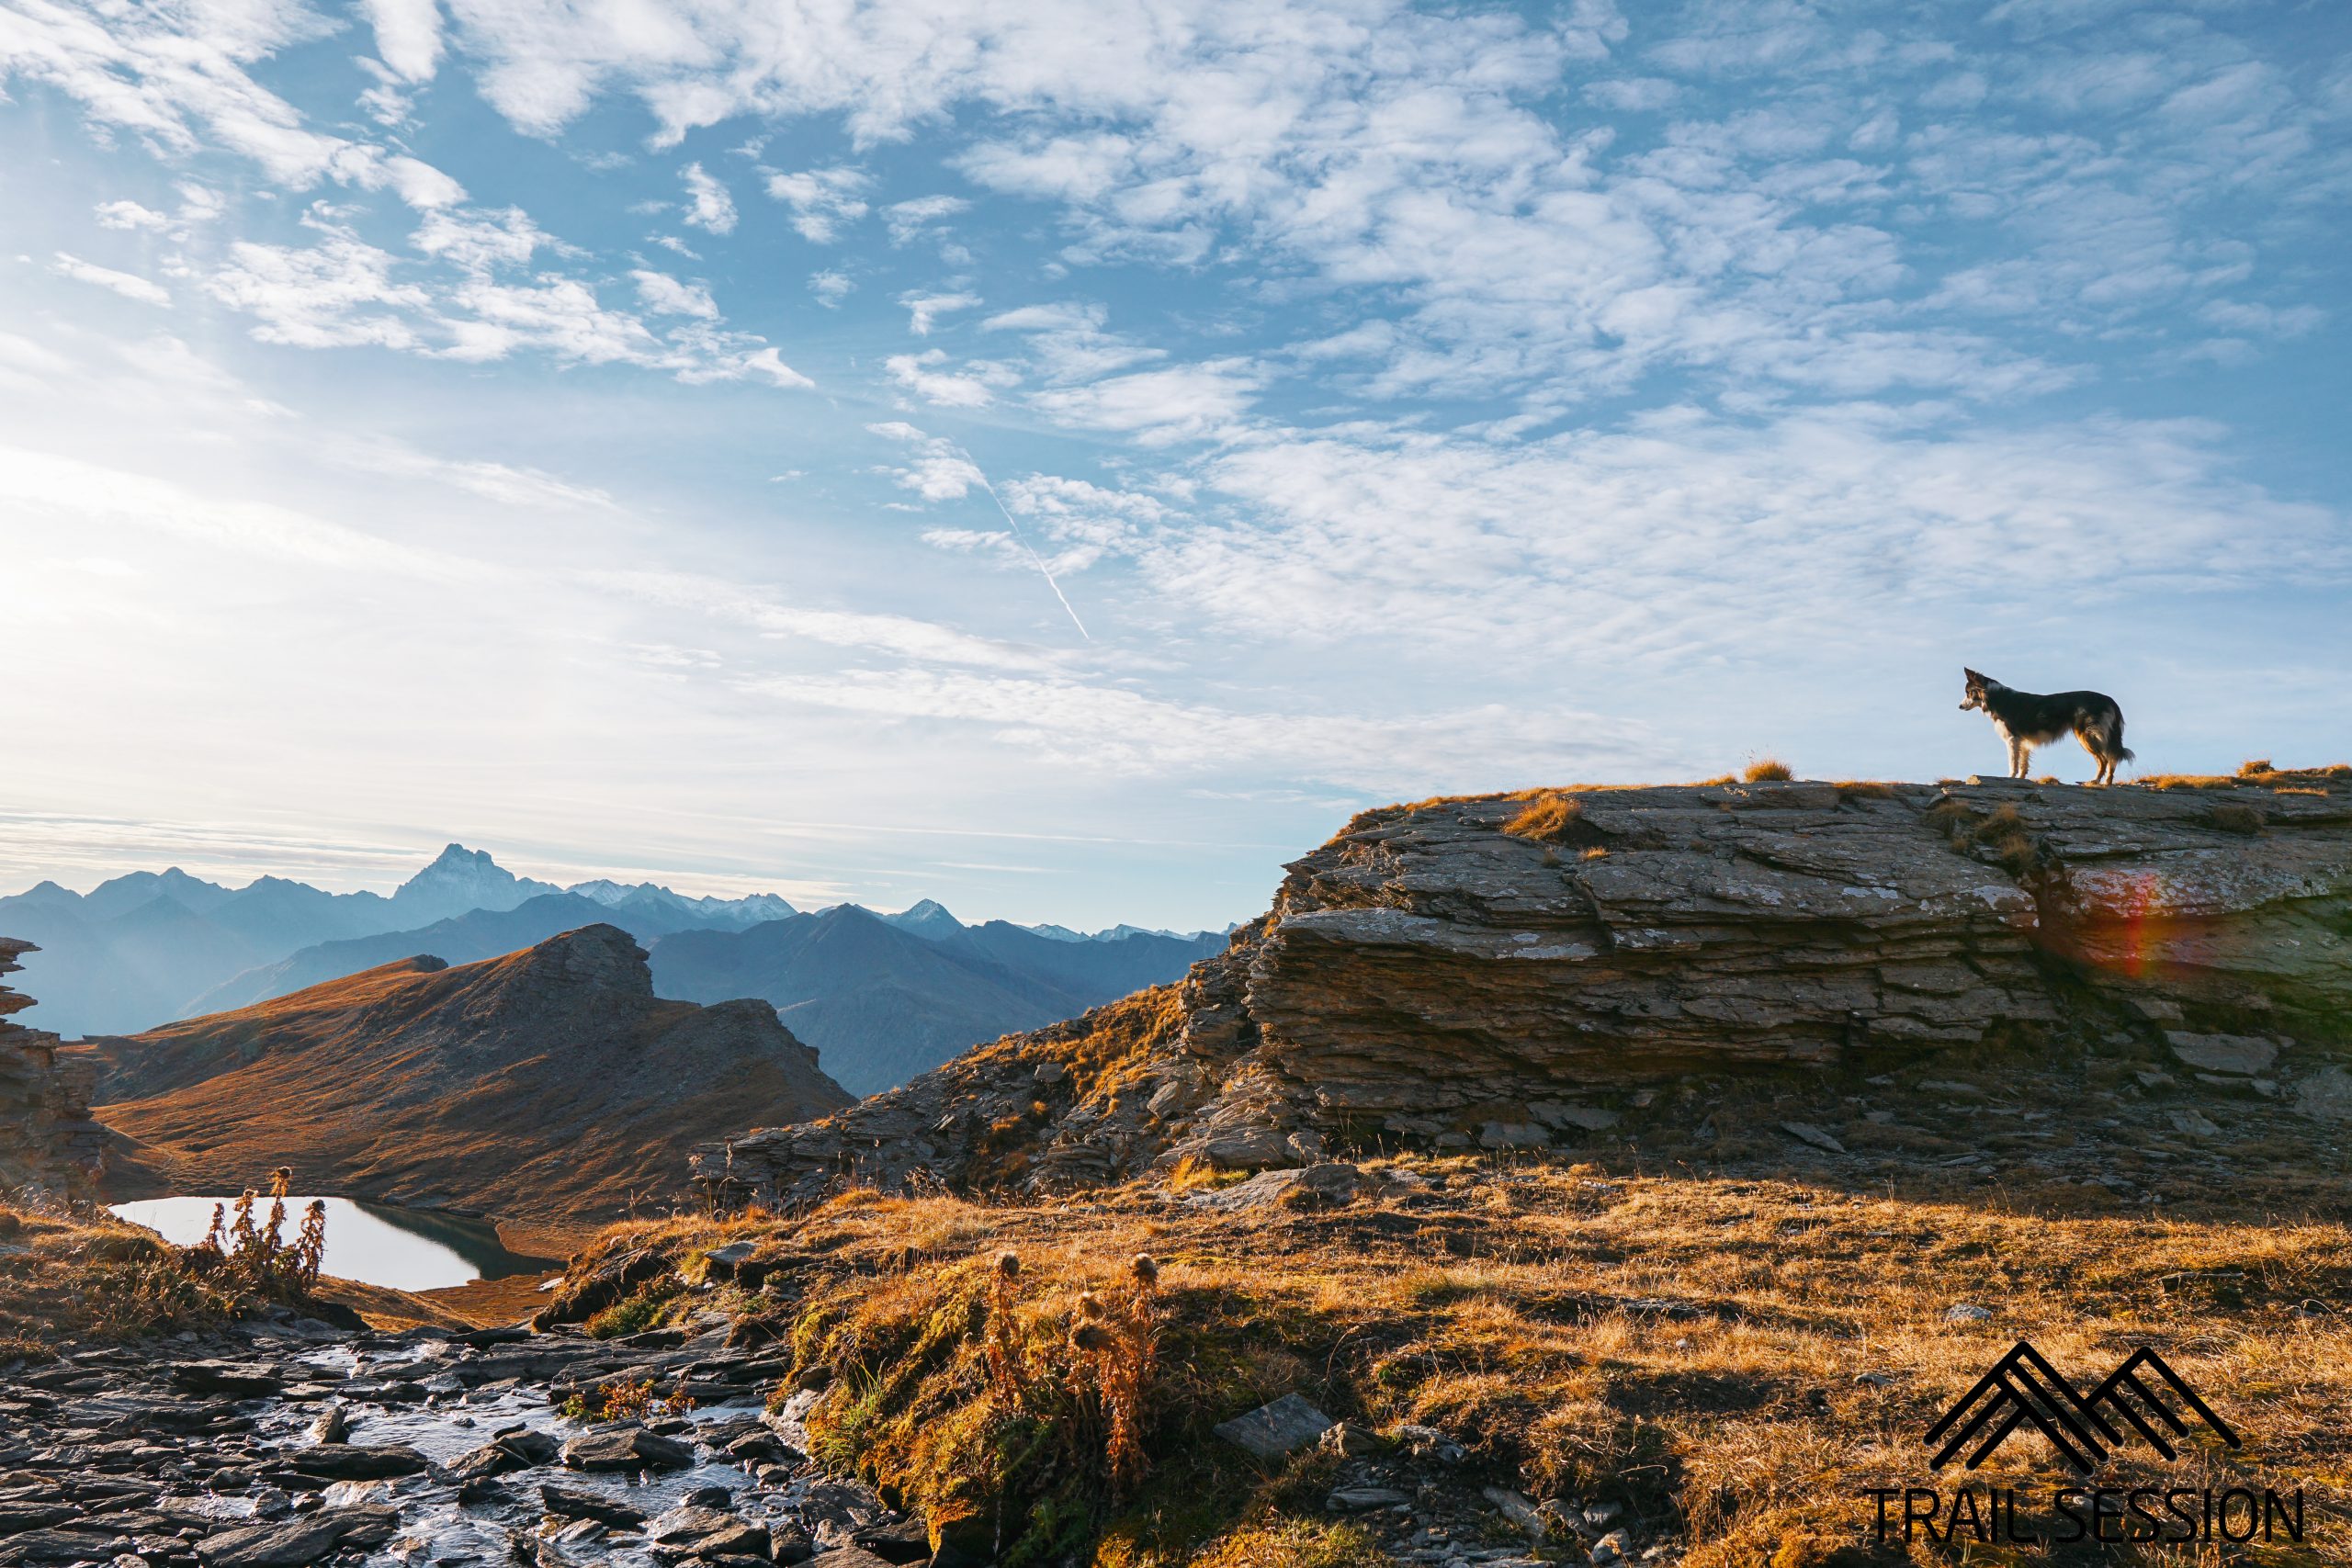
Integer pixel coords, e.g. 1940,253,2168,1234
108,1195,550,1292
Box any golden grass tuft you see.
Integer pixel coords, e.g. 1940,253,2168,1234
2141,761,2352,791
1503,792,1584,843
1743,758,1794,783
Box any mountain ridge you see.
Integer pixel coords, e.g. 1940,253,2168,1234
95,923,852,1225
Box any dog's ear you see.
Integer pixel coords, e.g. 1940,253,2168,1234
1962,668,1984,684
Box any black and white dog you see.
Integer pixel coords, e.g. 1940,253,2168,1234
1960,669,2135,784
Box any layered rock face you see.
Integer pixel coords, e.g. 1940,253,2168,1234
697,773,2352,1202
0,938,104,1191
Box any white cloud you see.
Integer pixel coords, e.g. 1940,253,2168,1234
867,421,988,500
735,345,815,389
1584,77,1679,111
745,665,1669,789
632,270,720,320
93,199,171,231
885,349,1017,408
1028,360,1259,445
680,163,738,234
899,289,979,335
884,195,969,245
809,269,854,306
207,234,426,348
587,570,1049,671
0,445,467,579
763,166,869,243
411,207,550,272
1107,409,2350,656
332,439,616,510
361,0,443,83
50,253,171,307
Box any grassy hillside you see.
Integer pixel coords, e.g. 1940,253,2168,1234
95,925,850,1227
544,1156,2350,1567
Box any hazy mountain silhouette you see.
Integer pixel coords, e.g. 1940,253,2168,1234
186,892,736,1016
651,905,1223,1094
4,848,1219,1090
0,847,797,1037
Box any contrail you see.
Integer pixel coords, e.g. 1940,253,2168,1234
960,449,1091,642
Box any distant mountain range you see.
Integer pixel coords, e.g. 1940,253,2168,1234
96,924,852,1224
653,906,1224,1094
2,844,1227,1094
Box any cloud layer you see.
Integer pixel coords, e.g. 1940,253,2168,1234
1,0,2346,924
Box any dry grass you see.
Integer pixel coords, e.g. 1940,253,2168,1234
558,1161,2352,1566
0,1194,235,1345
1744,758,1795,783
2137,762,2351,792
1504,793,1585,843
1,1169,337,1348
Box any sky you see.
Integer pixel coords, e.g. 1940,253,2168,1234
1,0,2347,931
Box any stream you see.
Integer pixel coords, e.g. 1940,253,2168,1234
0,1302,928,1567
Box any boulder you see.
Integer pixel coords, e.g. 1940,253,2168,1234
286,1443,427,1479
539,1485,648,1528
647,1504,769,1557
1212,1393,1334,1460
1193,1163,1360,1212
195,1507,397,1568
170,1361,283,1397
2165,1032,2280,1076
560,1425,695,1472
2297,1066,2352,1122
1779,1122,1847,1154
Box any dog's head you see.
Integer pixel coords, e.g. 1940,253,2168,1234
1959,668,1992,712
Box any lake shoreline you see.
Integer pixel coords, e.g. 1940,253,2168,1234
109,1193,560,1294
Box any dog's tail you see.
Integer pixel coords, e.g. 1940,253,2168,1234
2113,714,2134,765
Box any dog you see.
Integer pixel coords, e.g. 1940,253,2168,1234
1960,669,2134,784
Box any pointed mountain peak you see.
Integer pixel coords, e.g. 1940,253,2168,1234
877,899,966,942
391,842,561,921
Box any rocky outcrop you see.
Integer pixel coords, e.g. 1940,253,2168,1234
695,772,2352,1202
0,938,103,1191
97,924,854,1223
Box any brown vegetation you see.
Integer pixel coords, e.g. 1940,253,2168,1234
94,927,849,1225
1743,758,1794,783
552,1137,2352,1567
2137,762,2351,792
1503,793,1585,843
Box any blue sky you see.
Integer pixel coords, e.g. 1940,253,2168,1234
1,0,2347,930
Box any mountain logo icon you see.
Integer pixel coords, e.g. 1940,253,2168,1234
1925,1341,2241,1474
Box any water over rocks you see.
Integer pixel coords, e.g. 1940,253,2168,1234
0,1308,928,1568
